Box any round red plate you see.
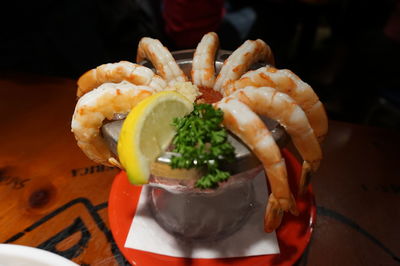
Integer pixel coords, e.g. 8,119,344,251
108,149,316,265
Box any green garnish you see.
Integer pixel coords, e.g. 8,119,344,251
170,103,235,189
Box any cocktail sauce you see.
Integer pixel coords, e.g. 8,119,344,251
196,87,223,104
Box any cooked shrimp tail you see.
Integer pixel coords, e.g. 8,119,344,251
264,194,283,233
299,161,312,194
136,37,187,85
191,32,219,89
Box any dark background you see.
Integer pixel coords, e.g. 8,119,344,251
1,0,400,129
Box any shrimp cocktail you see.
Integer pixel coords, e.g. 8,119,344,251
71,32,327,240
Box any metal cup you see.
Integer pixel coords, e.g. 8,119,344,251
148,165,263,241
139,50,280,241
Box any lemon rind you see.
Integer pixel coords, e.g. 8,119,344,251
118,91,193,185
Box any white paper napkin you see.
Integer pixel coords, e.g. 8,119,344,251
124,171,280,258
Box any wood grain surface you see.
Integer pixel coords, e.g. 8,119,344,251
0,73,125,265
0,72,399,265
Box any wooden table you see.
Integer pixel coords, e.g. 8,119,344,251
0,73,399,265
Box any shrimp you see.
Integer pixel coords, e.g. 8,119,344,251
136,37,187,85
227,65,328,142
215,99,298,232
71,81,153,167
191,32,219,89
228,86,322,194
213,39,275,94
77,61,166,97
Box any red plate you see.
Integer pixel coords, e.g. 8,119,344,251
108,149,316,265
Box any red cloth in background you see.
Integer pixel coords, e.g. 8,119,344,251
162,0,225,48
384,0,400,43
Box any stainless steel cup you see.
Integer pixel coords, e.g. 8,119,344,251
141,50,279,241
148,166,262,241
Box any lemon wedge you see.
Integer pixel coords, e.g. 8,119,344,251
118,91,193,185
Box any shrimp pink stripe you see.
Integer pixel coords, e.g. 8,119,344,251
229,86,322,193
215,99,298,232
191,32,219,89
136,37,187,85
228,65,328,142
71,82,154,166
231,86,322,168
77,61,166,97
215,99,295,206
214,39,274,94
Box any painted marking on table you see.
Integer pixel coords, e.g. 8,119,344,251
37,217,91,258
71,165,117,177
361,183,400,195
296,206,400,265
4,197,128,266
317,206,400,263
0,167,30,189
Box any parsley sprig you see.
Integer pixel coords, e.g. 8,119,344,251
170,104,235,189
